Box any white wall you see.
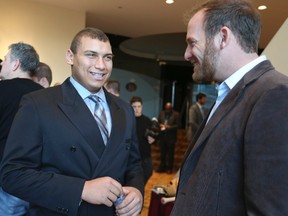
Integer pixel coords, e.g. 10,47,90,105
262,18,288,75
0,0,85,85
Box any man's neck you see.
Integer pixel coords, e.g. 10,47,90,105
7,71,31,80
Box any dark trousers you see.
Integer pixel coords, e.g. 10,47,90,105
159,136,176,171
142,157,153,185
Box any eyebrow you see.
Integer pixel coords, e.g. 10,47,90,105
84,50,113,56
186,37,198,43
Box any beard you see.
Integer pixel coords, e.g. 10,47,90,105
192,40,219,83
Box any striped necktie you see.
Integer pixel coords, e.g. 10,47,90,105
88,95,109,145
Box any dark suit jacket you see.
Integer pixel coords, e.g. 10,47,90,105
158,110,180,141
0,78,144,216
171,60,288,216
0,78,43,160
188,104,204,141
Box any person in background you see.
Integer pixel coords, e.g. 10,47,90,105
0,42,43,215
157,102,180,174
0,27,144,216
105,79,120,97
0,59,2,75
187,92,207,142
31,62,52,88
130,96,158,185
171,0,288,215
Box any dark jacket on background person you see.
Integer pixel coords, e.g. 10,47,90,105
158,109,180,140
158,107,180,172
135,115,153,184
136,115,152,160
0,78,43,160
188,103,205,142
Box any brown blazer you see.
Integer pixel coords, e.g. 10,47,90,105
171,60,288,216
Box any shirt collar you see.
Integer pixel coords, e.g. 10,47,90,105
69,76,106,102
224,55,267,90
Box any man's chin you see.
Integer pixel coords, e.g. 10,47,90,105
192,69,214,83
192,71,205,83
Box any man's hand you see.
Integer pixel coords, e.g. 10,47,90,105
115,187,143,216
81,177,123,207
160,124,166,131
147,136,155,144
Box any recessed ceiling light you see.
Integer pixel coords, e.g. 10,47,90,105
166,0,174,4
258,5,267,10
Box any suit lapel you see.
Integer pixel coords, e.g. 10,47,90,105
58,79,105,158
107,101,125,148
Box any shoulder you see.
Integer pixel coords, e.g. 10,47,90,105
108,93,130,107
0,80,11,90
142,114,151,122
173,110,180,116
23,85,62,105
190,104,198,111
106,93,134,114
245,60,288,89
0,78,43,95
244,65,288,98
0,78,40,88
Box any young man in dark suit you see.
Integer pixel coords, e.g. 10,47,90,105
171,0,288,215
0,42,43,215
0,28,144,216
130,96,156,185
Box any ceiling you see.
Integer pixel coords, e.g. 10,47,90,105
31,0,287,61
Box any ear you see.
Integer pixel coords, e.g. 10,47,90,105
12,59,21,71
39,77,50,88
65,49,74,65
219,26,230,49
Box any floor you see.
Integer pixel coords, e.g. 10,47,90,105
140,171,175,216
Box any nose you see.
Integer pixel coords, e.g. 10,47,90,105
184,46,192,61
94,57,105,70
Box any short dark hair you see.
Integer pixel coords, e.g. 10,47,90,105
186,0,261,53
196,93,206,101
9,42,39,74
130,96,143,105
31,62,53,85
70,27,110,54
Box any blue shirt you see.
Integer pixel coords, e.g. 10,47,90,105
69,76,112,135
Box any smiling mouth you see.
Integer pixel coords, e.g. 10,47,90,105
190,57,199,65
191,60,199,65
90,72,105,78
